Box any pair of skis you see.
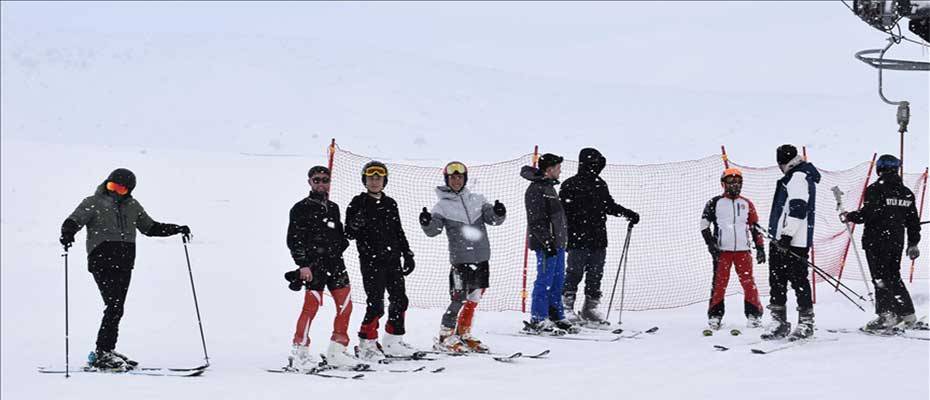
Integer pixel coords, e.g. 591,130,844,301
38,364,208,377
713,337,839,354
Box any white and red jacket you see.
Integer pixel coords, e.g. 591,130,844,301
701,195,764,252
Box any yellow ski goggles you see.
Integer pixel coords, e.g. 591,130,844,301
363,165,388,177
444,162,467,175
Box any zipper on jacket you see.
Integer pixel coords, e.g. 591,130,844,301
458,193,472,223
732,199,737,252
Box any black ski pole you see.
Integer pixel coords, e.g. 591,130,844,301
605,223,634,325
62,246,70,378
753,223,867,311
182,234,210,367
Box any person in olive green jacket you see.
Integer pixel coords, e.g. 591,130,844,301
59,168,190,370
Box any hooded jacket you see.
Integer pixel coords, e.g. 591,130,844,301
522,165,568,251
62,180,178,257
559,148,636,249
769,159,822,248
422,186,505,264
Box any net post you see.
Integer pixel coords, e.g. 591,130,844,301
327,138,337,194
720,145,729,169
909,168,928,282
521,145,539,313
838,153,876,287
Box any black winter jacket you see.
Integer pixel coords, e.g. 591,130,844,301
522,166,568,251
845,173,921,251
287,191,350,267
559,149,636,249
345,192,411,262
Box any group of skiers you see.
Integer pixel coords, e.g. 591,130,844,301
59,144,923,371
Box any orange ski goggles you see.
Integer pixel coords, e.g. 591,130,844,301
106,181,129,195
363,165,388,177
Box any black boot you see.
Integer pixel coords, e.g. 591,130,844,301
789,308,815,341
761,305,791,340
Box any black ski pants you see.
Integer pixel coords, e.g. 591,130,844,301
768,244,813,311
564,248,607,300
865,243,915,316
88,242,135,352
358,257,408,338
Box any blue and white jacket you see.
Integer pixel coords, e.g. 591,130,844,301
768,159,822,248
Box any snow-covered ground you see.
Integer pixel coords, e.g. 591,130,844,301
1,140,927,400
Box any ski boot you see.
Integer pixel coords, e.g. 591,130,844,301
434,328,468,353
553,318,581,334
522,319,567,336
788,309,815,341
289,343,313,369
746,314,762,329
89,350,128,371
110,350,138,369
324,341,361,368
381,333,418,357
708,316,722,330
355,338,385,362
459,333,490,353
562,292,581,323
580,297,610,328
761,305,791,340
862,311,899,333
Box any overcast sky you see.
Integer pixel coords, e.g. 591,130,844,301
3,1,927,96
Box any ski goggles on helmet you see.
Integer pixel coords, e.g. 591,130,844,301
444,162,467,175
363,165,388,177
106,181,129,195
720,168,743,184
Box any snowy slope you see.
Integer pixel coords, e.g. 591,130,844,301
1,140,927,400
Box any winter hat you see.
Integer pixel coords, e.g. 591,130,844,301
537,153,564,172
307,166,331,178
443,161,468,188
876,154,900,176
361,160,389,187
106,168,136,193
578,148,606,175
776,144,798,167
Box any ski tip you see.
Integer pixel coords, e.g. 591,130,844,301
646,326,659,333
611,328,624,334
431,367,446,373
713,345,729,351
351,374,365,379
750,349,766,355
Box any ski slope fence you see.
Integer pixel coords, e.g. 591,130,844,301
327,145,929,313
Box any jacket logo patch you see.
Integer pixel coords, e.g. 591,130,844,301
885,198,912,207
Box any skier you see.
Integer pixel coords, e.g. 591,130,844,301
521,153,579,334
345,161,417,361
286,166,356,368
558,148,639,327
58,168,190,370
420,161,506,352
840,155,922,331
764,144,821,340
700,168,766,331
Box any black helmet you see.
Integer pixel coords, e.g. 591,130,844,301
876,154,900,176
361,161,388,187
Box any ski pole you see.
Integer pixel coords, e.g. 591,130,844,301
606,223,634,324
831,186,875,305
62,246,70,379
753,224,867,311
182,234,210,367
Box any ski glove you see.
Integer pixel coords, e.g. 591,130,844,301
419,207,432,226
544,240,558,258
755,246,766,265
626,211,640,226
401,251,416,276
59,232,75,250
776,235,793,252
707,243,720,259
176,225,191,235
493,200,506,217
907,245,920,260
